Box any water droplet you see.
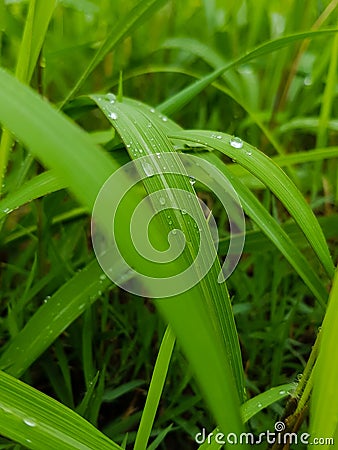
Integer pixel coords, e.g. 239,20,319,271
246,150,252,156
43,296,51,304
229,137,243,149
257,402,262,408
3,208,12,214
162,116,168,122
142,162,154,177
159,197,166,205
150,108,155,113
182,209,187,215
156,153,161,158
109,112,118,120
172,229,177,235
189,176,196,185
216,135,222,139
168,220,173,225
279,390,286,395
99,274,106,281
23,418,36,427
147,123,152,128
304,75,312,86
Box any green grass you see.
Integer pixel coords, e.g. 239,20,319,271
0,0,337,449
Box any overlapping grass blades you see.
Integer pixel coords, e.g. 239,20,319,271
0,69,247,445
91,94,246,442
0,370,123,450
171,130,334,280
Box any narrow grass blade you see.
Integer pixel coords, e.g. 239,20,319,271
171,130,335,279
133,326,175,450
0,370,122,450
0,0,56,194
61,0,169,106
159,29,338,116
311,269,338,446
202,152,328,307
197,382,296,449
0,170,65,220
0,259,129,377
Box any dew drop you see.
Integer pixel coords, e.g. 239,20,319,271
279,390,286,395
150,108,155,113
99,274,106,281
216,135,222,139
168,220,173,225
159,197,166,205
257,402,262,408
189,176,196,185
23,418,36,427
142,162,154,177
147,123,152,128
246,150,252,156
229,136,243,149
182,209,187,215
172,229,177,235
162,116,168,122
304,75,312,86
109,112,118,120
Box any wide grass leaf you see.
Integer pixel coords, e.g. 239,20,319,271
0,370,122,450
91,94,247,444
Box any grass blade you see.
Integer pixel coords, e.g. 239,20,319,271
61,0,169,106
158,29,338,116
133,326,175,450
0,370,122,450
171,130,335,279
0,259,129,377
201,152,328,307
311,269,338,446
91,94,247,444
0,170,65,220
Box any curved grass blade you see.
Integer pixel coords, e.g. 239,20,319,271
0,259,128,377
311,269,338,446
0,67,116,210
0,170,65,220
171,130,335,279
0,370,122,450
158,29,338,116
201,152,328,307
91,94,247,445
198,382,296,449
61,0,169,107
